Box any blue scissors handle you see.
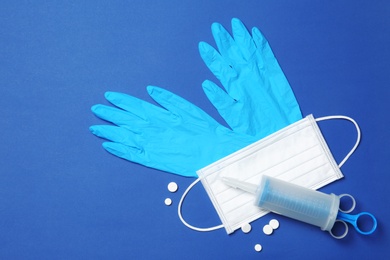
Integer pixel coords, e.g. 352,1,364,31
329,194,377,239
337,211,377,235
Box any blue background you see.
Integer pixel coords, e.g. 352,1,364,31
1,1,389,259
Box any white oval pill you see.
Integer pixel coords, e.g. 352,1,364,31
254,244,262,252
270,219,279,230
164,198,172,206
241,223,252,234
168,182,178,193
263,224,273,235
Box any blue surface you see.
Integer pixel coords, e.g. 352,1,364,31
1,1,389,259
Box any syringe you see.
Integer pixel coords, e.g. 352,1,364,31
222,175,377,238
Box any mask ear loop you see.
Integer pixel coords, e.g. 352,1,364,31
177,177,224,232
315,115,361,168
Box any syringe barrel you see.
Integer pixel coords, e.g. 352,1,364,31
255,175,339,231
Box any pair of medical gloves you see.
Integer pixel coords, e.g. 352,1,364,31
90,18,302,178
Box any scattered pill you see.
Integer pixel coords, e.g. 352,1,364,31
164,198,172,206
254,244,262,252
241,223,252,234
168,182,178,193
263,224,273,235
269,219,279,230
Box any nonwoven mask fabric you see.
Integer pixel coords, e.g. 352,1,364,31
178,114,361,234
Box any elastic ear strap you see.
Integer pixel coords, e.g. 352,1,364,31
315,115,361,168
177,177,224,232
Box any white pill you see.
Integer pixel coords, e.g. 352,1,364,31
241,223,252,234
164,198,172,206
263,224,273,235
270,219,279,229
167,182,178,193
254,244,262,252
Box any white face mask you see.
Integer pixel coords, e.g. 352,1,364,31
178,114,361,234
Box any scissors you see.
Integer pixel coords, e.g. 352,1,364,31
329,194,377,239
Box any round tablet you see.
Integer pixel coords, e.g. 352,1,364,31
254,244,262,252
263,224,273,235
269,219,279,230
167,182,178,193
164,198,172,206
241,223,252,234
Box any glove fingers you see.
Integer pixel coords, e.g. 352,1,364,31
202,80,236,114
199,41,237,89
102,142,198,178
203,80,252,132
90,125,140,147
211,22,244,64
104,91,171,122
147,86,216,124
251,27,279,72
91,104,148,128
252,27,302,120
231,18,257,61
102,141,143,165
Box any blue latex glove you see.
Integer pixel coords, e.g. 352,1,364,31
199,18,302,137
90,86,257,178
90,18,302,178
